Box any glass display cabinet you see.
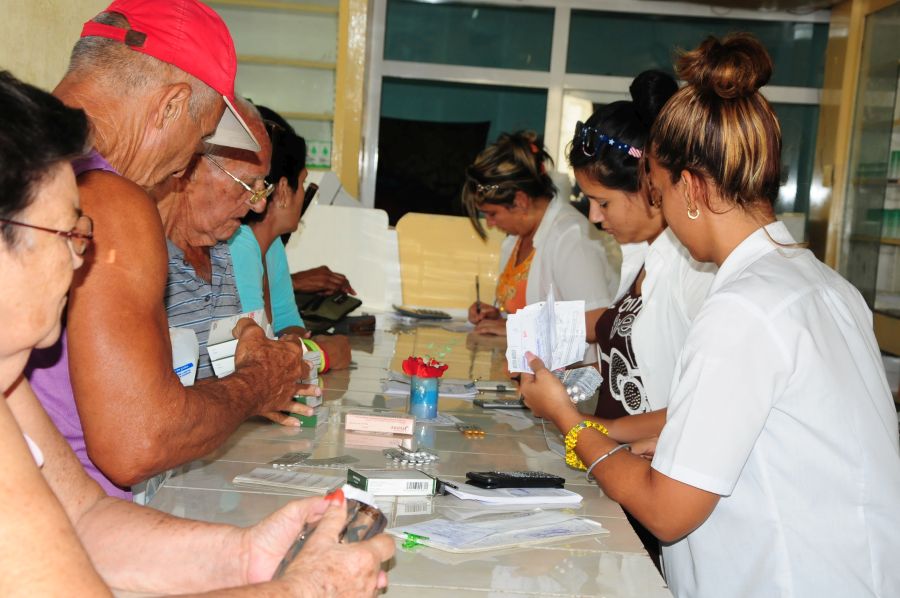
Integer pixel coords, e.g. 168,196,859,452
839,1,900,353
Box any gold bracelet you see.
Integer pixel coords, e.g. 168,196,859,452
564,420,609,470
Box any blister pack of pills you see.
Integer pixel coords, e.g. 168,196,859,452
555,366,603,404
383,446,439,465
268,452,311,468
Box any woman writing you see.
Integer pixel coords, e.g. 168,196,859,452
521,35,900,596
463,131,617,336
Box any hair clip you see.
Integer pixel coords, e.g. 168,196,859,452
575,121,643,160
475,182,501,194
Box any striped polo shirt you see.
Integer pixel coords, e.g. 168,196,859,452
164,240,241,379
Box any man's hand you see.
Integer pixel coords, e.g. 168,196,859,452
311,334,351,371
262,496,395,595
519,352,580,425
468,301,501,324
232,318,320,424
292,266,355,295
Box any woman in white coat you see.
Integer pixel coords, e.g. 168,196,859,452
520,34,900,597
464,131,617,335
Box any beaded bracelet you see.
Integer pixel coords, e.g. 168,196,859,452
585,443,631,482
564,420,609,470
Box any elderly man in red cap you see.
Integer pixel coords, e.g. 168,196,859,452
9,1,394,594
29,0,317,500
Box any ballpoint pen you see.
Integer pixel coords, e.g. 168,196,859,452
475,275,481,316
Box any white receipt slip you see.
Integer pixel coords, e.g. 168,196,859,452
505,286,587,374
387,509,606,553
444,483,583,505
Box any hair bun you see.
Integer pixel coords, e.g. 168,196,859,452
676,33,772,100
630,69,679,126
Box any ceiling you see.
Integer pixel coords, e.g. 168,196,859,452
649,0,841,12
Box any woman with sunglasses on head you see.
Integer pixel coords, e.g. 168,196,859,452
228,105,351,371
464,131,617,337
528,70,716,567
572,70,715,424
521,35,900,597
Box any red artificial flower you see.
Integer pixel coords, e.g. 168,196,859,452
401,356,449,379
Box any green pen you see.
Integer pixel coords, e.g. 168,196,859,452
401,532,429,550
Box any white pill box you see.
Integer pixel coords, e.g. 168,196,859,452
347,468,437,496
344,411,415,436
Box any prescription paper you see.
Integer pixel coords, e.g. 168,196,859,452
505,287,587,374
387,509,606,553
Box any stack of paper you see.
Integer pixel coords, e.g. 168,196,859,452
444,483,583,505
232,468,344,493
505,286,587,374
386,509,606,553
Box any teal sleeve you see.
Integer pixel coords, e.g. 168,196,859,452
227,225,266,314
265,237,305,332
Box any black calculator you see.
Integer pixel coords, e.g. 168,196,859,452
465,470,565,489
392,305,453,320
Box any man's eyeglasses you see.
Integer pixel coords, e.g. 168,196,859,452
204,155,274,205
0,214,94,256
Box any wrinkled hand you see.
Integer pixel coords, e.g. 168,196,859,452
630,436,658,460
312,334,351,371
292,266,355,295
468,301,501,324
281,496,395,596
519,352,579,423
473,318,507,336
232,318,320,426
239,497,332,584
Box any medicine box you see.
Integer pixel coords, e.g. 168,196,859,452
346,468,437,496
294,395,323,409
207,309,275,378
344,411,415,436
291,406,329,428
344,430,414,450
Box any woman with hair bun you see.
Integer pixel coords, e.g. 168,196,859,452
521,34,900,596
463,131,617,336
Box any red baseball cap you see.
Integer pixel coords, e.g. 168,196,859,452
80,0,260,151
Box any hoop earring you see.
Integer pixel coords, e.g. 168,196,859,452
681,181,699,220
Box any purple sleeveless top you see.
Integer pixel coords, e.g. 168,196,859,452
26,150,131,500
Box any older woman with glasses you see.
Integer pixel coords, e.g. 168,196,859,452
0,70,393,596
464,131,617,337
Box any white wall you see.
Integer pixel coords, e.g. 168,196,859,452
3,0,110,91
